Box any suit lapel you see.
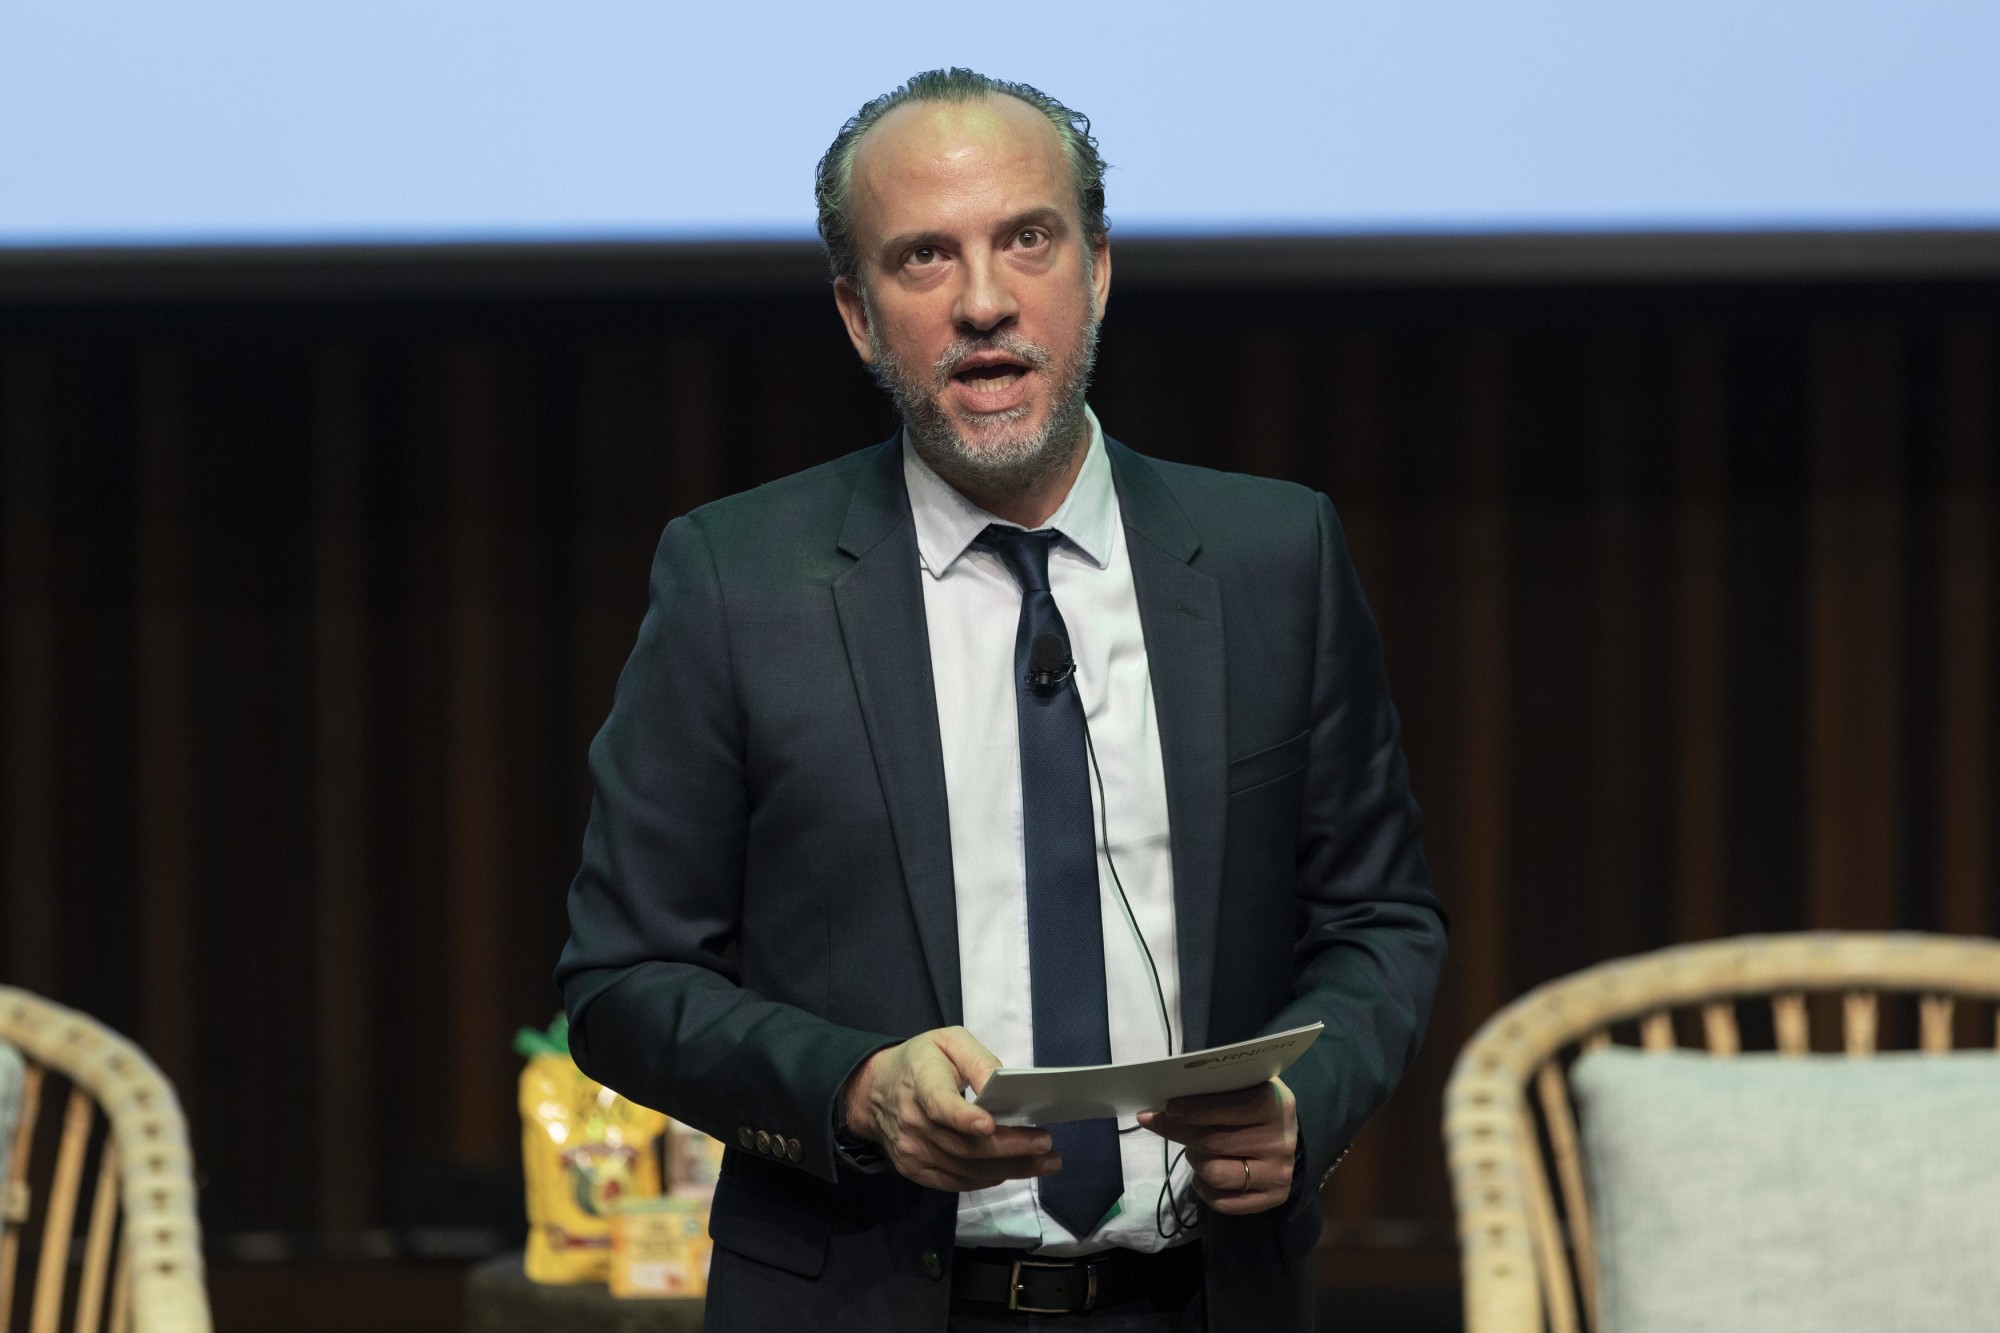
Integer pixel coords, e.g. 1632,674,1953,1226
831,441,963,1027
1106,438,1227,1054
829,436,1225,1045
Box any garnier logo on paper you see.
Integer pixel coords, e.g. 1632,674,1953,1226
1183,1037,1290,1069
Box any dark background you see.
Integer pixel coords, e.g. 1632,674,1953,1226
2,240,1996,1329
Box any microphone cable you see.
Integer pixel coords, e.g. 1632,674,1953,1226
1066,664,1202,1241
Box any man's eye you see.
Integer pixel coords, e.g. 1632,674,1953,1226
1017,228,1045,248
908,246,938,266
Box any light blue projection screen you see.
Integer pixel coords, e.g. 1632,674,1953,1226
1,0,1995,247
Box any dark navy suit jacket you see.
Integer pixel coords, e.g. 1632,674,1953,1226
556,434,1447,1331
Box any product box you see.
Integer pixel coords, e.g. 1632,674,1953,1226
610,1195,713,1299
668,1119,725,1198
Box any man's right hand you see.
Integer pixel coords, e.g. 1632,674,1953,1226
842,1026,1062,1192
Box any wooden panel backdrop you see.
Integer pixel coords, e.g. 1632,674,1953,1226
1,279,1995,1254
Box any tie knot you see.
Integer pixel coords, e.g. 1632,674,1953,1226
976,525,1056,594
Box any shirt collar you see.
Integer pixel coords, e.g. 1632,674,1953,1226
902,406,1116,579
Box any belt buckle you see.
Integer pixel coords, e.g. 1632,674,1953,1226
1007,1256,1096,1314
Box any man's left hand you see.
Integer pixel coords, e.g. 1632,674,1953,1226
1136,1077,1297,1215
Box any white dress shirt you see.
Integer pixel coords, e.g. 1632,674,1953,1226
903,408,1196,1255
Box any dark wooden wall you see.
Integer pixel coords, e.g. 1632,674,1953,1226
1,277,1995,1252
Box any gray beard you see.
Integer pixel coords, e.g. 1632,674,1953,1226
867,308,1100,500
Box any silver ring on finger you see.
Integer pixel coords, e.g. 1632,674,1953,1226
1238,1157,1253,1192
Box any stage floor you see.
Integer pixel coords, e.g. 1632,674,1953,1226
205,1249,1465,1332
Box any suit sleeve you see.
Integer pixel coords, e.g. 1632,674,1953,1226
1266,493,1448,1223
554,514,894,1183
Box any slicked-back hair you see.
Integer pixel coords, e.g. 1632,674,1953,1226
814,68,1110,287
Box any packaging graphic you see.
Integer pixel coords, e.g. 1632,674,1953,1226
515,1016,670,1284
611,1196,714,1298
667,1119,724,1199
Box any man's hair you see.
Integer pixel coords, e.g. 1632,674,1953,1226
814,68,1110,286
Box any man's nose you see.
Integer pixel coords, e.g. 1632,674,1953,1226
952,251,1019,334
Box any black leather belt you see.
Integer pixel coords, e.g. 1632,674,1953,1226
951,1243,1203,1315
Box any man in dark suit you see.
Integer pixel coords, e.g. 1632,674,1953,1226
557,68,1445,1331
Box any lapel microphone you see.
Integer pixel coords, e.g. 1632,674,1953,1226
1025,631,1075,694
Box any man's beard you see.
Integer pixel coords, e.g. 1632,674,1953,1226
866,302,1100,499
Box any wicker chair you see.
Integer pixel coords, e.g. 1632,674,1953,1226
0,988,210,1333
1443,931,2000,1333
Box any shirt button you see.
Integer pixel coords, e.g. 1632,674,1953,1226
920,1250,943,1280
786,1137,803,1162
756,1130,772,1155
737,1127,754,1150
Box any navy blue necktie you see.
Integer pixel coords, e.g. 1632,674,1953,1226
975,525,1123,1239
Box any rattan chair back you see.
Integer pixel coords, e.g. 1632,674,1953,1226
0,988,209,1333
1444,931,2000,1333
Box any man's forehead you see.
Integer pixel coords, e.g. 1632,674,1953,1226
849,94,1070,226
863,93,1058,160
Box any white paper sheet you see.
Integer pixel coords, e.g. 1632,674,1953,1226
971,1023,1324,1125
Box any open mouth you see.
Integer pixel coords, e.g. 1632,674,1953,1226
950,357,1032,396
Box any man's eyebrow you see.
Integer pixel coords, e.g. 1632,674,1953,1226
997,207,1067,237
876,208,1070,265
877,228,952,265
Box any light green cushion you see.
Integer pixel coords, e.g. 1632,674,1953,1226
0,1042,21,1196
1571,1047,2000,1333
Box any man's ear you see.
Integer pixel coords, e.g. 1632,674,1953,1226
833,276,876,365
1089,237,1112,321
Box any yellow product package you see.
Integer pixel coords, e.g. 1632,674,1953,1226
611,1196,712,1299
516,1016,670,1284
